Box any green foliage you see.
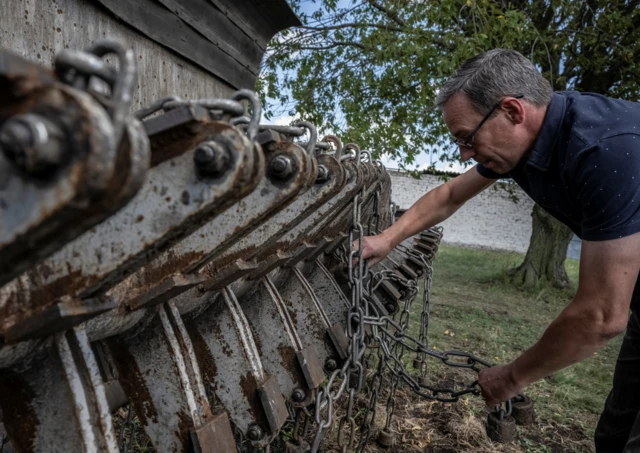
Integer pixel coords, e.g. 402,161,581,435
263,0,640,167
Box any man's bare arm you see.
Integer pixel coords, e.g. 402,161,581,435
479,232,640,406
359,167,495,266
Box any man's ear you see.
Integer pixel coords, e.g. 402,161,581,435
502,98,525,125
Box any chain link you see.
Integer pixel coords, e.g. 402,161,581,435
279,215,511,452
117,404,136,453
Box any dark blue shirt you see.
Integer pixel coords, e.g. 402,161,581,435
478,91,640,242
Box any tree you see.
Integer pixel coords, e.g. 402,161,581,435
261,0,640,288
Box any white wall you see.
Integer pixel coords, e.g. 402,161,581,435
389,170,535,253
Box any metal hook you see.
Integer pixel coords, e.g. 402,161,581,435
231,115,251,126
231,89,262,141
161,99,245,117
258,125,305,137
55,39,137,146
292,120,317,154
341,143,361,164
360,150,371,162
134,96,183,120
322,135,343,160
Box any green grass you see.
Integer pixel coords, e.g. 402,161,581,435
407,244,622,439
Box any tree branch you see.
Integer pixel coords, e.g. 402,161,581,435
301,22,403,33
296,41,366,51
364,0,406,27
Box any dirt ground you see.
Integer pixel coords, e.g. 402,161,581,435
319,379,595,453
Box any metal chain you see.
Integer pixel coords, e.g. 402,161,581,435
417,262,434,379
380,269,418,435
117,404,136,453
310,188,367,453
304,223,513,451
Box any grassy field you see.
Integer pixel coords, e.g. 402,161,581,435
373,244,623,453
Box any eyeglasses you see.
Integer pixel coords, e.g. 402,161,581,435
451,94,524,148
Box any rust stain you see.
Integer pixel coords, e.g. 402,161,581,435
277,344,297,376
185,323,218,381
175,410,194,452
137,251,205,287
238,372,258,419
103,338,158,426
148,120,228,167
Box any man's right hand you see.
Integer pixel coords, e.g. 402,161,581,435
353,234,394,267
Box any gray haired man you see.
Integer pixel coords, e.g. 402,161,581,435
357,49,640,452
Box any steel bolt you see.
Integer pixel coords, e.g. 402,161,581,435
292,388,306,403
324,358,338,372
385,303,395,313
193,140,229,175
271,155,293,179
247,424,264,441
0,114,64,174
316,164,330,182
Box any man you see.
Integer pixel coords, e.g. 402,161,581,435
358,49,640,452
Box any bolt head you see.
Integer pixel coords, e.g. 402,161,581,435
247,425,264,441
0,120,31,159
386,303,395,313
271,155,293,179
0,115,63,174
316,164,330,182
292,388,306,402
324,358,338,372
194,140,228,175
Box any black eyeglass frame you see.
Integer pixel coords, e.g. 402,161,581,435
452,94,524,148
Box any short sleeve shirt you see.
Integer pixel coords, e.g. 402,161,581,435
477,91,640,242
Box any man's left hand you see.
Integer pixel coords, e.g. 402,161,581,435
478,363,524,407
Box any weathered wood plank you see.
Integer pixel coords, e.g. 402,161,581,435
94,0,255,88
156,0,262,74
0,0,234,107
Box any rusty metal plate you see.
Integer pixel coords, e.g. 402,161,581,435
327,323,350,361
295,347,325,390
190,412,237,453
257,375,288,434
4,297,116,344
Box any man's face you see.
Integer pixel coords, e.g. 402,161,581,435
442,92,525,174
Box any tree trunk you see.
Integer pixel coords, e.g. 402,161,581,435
509,204,574,288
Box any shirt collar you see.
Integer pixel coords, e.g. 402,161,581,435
525,92,566,171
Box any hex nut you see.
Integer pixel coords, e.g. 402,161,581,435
271,155,293,179
0,114,64,174
316,164,330,182
292,388,306,403
324,358,338,372
193,140,229,175
247,424,264,441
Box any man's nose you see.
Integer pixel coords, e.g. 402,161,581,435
459,146,476,162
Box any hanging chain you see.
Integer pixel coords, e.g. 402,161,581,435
117,404,136,453
299,216,514,451
310,187,368,453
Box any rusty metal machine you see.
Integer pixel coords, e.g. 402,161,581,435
0,2,534,452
